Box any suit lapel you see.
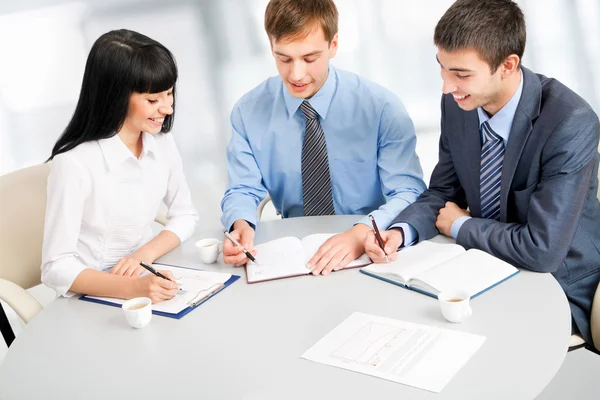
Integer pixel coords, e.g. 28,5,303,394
499,67,541,221
463,109,483,217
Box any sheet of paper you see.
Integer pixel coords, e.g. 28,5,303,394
246,237,310,282
301,233,371,267
302,312,486,393
364,241,465,283
87,265,231,314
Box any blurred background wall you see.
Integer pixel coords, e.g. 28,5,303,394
1,0,598,229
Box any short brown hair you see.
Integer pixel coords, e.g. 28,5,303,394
264,0,338,43
434,0,526,71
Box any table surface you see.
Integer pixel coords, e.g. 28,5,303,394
0,215,572,400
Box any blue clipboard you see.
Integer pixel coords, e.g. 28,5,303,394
79,262,240,319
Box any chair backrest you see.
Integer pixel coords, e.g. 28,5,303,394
0,163,50,289
592,281,600,351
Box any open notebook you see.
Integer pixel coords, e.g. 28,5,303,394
80,263,239,319
246,233,372,283
360,241,519,298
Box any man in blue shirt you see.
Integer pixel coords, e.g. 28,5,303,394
221,0,425,275
366,0,600,345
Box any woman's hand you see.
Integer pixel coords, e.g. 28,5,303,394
109,255,146,277
132,270,178,304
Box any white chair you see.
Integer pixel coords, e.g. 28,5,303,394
257,194,282,220
591,281,600,351
569,166,600,352
257,194,270,220
592,166,600,351
0,163,49,346
154,202,168,226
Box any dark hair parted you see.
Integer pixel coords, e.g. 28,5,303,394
434,0,526,72
49,29,177,160
265,0,338,43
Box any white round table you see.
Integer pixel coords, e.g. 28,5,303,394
0,216,571,399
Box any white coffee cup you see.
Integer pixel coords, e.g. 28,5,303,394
122,297,153,329
195,238,222,264
438,290,472,323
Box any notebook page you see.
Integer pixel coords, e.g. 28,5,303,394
246,236,310,282
300,233,372,267
363,241,465,284
86,265,232,314
411,249,518,296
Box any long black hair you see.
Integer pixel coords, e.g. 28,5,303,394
49,29,177,160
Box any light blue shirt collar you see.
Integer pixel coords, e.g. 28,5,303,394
283,66,337,120
477,69,524,143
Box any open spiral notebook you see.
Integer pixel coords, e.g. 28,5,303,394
79,263,239,319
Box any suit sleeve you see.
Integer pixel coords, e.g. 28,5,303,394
389,95,468,241
457,108,600,272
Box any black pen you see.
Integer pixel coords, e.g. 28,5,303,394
139,261,183,291
368,214,389,263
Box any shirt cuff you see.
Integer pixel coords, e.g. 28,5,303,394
229,220,256,232
388,222,418,247
41,255,88,298
355,211,394,231
450,216,472,239
223,211,258,233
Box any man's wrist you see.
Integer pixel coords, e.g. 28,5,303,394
350,223,371,238
389,227,405,247
232,219,255,232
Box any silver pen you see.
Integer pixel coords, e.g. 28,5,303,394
223,230,259,265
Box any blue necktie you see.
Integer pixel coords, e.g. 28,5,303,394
480,121,505,220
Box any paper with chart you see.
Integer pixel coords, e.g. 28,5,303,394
301,312,486,393
87,265,232,314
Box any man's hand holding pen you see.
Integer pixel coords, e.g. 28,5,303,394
223,220,258,267
364,228,404,264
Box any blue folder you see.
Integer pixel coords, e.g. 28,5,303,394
359,268,520,300
79,262,239,319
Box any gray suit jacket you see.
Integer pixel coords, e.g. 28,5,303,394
392,67,600,344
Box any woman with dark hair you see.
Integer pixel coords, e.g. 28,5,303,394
41,29,198,304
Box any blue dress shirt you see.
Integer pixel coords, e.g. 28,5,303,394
449,70,524,238
221,66,426,230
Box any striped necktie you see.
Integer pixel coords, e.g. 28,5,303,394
480,121,505,220
300,100,335,216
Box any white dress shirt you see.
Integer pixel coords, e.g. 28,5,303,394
41,132,198,297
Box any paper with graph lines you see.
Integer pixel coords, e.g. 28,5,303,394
301,312,485,393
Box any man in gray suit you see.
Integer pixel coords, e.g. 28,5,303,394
365,0,600,345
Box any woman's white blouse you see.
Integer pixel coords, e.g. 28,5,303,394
41,133,198,296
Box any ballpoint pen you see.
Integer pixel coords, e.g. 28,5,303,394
139,261,184,291
223,230,259,265
368,214,389,263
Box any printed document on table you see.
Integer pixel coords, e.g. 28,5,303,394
301,312,486,393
